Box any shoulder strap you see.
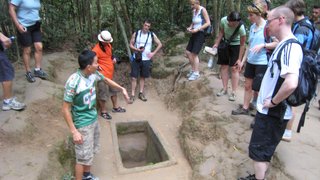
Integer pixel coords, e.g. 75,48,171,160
274,39,301,71
225,22,243,42
134,30,139,47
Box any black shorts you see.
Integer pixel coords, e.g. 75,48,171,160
244,63,267,91
186,31,205,54
17,21,42,47
130,60,152,78
249,112,288,162
0,52,14,82
217,45,240,66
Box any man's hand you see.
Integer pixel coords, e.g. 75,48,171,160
72,130,83,144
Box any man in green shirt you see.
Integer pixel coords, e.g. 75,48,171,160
62,50,129,180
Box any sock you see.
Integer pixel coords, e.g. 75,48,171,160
34,68,40,71
83,172,90,177
193,71,199,75
284,129,292,136
4,98,12,104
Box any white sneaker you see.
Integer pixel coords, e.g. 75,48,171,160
186,70,194,78
2,97,26,111
188,73,200,81
282,130,292,142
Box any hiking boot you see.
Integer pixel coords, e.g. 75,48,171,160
228,92,236,101
25,71,35,83
82,173,99,180
282,130,292,142
216,89,227,96
188,73,200,81
138,92,147,102
186,70,194,78
2,97,26,111
34,69,48,80
129,96,135,104
238,173,257,180
232,107,249,115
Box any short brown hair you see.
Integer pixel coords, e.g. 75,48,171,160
285,0,305,16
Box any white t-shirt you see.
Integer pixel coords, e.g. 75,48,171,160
257,36,303,119
135,30,154,61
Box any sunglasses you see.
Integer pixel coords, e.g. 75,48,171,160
251,3,262,14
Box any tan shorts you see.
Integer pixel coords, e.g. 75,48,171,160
97,80,119,101
75,120,100,165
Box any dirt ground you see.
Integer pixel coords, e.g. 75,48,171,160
0,43,320,180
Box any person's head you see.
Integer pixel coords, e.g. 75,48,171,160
97,30,113,44
78,50,98,74
142,19,151,33
227,11,242,27
254,0,271,11
266,6,295,37
247,2,265,23
190,0,200,9
285,0,306,16
312,5,320,19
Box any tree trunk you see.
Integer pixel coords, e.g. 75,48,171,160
96,0,101,31
112,0,132,60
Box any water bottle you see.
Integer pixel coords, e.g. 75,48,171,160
207,55,214,68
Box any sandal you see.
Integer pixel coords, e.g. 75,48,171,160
112,107,126,113
101,112,112,120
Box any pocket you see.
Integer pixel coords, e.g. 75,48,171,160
267,101,287,121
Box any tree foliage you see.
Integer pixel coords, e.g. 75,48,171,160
0,0,319,60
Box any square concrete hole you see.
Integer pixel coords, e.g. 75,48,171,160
111,121,176,174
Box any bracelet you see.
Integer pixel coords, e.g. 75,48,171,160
264,43,266,49
271,99,277,105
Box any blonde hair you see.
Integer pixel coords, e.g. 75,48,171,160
247,2,265,16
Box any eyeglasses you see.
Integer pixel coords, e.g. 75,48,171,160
251,3,262,14
266,17,279,26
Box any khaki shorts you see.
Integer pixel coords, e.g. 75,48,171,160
75,120,100,165
97,80,119,101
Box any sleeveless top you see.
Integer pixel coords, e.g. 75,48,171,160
192,7,203,29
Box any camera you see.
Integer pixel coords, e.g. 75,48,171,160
139,46,144,50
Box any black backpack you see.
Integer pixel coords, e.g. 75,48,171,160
275,39,320,132
293,19,320,53
199,9,213,37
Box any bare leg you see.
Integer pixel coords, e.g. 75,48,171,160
98,100,107,113
285,107,296,131
2,81,13,99
111,95,118,109
131,77,137,96
253,161,268,179
34,42,43,69
243,78,253,110
193,54,200,73
75,164,84,180
22,46,32,72
186,50,194,71
220,65,229,91
231,66,240,93
139,77,145,93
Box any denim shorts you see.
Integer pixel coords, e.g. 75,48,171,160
75,120,100,165
0,52,14,82
130,60,152,78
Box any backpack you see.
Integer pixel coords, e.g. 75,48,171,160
134,30,154,47
199,9,213,37
275,39,320,132
293,19,320,53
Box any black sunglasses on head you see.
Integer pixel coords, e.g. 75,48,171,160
251,3,262,14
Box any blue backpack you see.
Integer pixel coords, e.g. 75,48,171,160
293,19,320,53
